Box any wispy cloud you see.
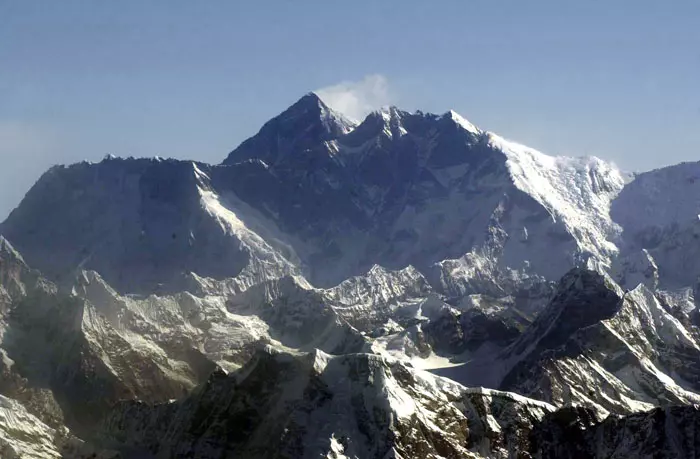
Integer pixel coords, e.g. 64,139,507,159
315,74,396,121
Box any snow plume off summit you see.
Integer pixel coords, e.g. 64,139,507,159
1,94,700,457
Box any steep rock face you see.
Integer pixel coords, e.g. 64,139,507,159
3,279,204,433
0,238,221,436
98,353,700,458
99,348,554,459
2,94,625,295
427,250,555,316
0,394,118,459
0,238,380,451
0,393,66,459
222,93,355,166
423,294,533,357
223,98,624,287
225,276,369,356
479,268,700,415
5,93,700,457
322,265,433,330
532,405,700,458
73,269,371,375
0,158,299,294
0,238,67,428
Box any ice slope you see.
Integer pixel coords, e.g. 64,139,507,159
610,248,659,290
490,133,626,270
1,93,629,297
612,160,700,289
226,94,628,287
5,224,700,456
192,162,300,292
0,158,301,294
3,92,700,457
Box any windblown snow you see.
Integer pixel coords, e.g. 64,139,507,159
0,93,700,457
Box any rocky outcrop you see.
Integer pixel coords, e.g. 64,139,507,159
3,94,700,457
457,268,700,416
2,95,626,294
532,405,700,458
99,348,554,458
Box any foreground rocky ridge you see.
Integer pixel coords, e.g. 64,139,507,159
95,349,700,459
2,94,700,456
437,268,700,416
1,237,697,457
98,347,553,458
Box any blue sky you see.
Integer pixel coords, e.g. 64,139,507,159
1,1,699,218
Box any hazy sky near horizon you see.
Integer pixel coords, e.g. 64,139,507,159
1,1,700,219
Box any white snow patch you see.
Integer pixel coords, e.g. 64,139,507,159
445,110,481,135
488,133,625,266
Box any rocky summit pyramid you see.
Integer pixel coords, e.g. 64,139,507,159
1,94,700,457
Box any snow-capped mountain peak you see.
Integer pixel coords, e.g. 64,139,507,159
4,92,700,457
377,105,408,138
1,94,632,292
444,109,481,135
223,92,355,166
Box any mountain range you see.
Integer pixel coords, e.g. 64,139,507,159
1,93,700,457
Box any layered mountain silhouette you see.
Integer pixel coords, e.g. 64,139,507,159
1,93,700,457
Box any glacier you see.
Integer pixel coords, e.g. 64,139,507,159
1,93,700,457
